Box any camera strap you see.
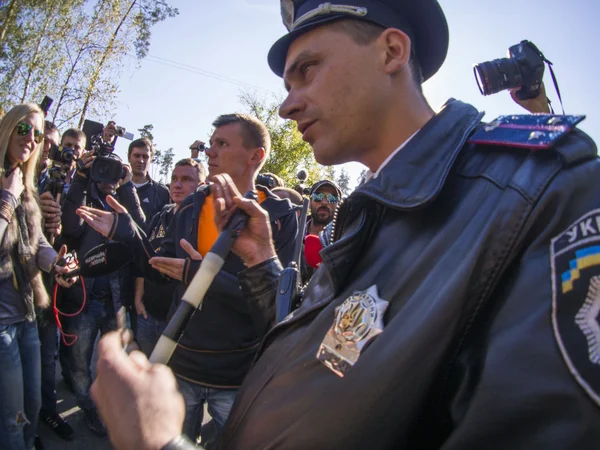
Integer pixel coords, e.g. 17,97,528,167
541,55,565,115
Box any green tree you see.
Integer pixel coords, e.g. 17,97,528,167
240,91,330,188
337,167,351,197
138,124,155,141
0,0,178,128
158,147,174,183
357,168,367,187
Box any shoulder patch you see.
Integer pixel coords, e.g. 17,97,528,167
551,209,600,407
468,114,585,150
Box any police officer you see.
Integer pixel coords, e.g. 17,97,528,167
91,1,600,449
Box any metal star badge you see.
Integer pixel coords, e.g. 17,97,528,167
317,285,388,377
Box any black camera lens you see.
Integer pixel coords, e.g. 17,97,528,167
474,58,523,96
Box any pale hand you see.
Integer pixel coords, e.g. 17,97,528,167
210,174,276,267
510,82,551,114
3,167,24,199
53,245,78,288
40,191,62,236
119,164,133,186
91,332,184,450
76,195,127,238
149,239,202,281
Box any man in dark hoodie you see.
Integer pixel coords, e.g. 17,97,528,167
77,113,298,443
61,149,145,436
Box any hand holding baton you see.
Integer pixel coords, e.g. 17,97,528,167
149,190,258,365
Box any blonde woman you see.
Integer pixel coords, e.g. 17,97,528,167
0,103,76,450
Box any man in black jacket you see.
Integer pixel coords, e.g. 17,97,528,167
78,113,298,443
89,1,600,449
61,149,145,436
128,137,170,224
134,158,206,357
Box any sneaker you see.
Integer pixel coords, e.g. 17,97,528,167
41,412,74,440
84,409,107,437
34,435,45,450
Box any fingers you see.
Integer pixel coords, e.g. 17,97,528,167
180,239,202,261
57,244,67,261
55,275,76,288
76,209,110,236
232,195,269,220
107,195,128,214
128,350,150,371
149,257,184,280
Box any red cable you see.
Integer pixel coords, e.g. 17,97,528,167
53,272,86,346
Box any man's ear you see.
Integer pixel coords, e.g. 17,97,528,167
249,147,266,167
378,28,412,76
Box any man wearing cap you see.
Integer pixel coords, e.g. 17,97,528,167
91,1,600,449
306,179,341,236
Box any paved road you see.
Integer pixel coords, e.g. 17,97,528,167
40,351,211,449
39,379,111,449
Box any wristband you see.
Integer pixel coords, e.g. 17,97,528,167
0,198,15,222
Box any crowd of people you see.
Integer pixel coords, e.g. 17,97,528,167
0,101,345,449
2,0,600,449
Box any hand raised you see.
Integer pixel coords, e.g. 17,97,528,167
76,195,127,237
3,166,24,199
211,174,276,267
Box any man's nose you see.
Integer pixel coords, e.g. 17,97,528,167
279,89,303,120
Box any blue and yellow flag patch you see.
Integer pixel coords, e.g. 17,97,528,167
551,209,600,407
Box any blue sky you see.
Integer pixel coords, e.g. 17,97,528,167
108,0,599,186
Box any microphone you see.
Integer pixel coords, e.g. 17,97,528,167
304,234,323,268
149,190,257,365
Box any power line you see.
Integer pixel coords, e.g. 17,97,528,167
129,53,279,96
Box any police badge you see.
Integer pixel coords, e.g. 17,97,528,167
317,285,388,377
551,209,600,407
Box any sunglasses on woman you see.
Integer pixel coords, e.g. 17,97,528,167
15,122,44,144
311,192,339,204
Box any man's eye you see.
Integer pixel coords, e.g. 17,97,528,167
301,62,315,75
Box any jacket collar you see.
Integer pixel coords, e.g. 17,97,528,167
356,99,484,210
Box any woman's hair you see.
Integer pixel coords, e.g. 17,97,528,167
0,103,44,193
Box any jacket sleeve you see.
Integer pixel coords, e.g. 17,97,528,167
116,181,145,228
36,232,57,273
109,211,172,284
0,190,18,246
272,209,299,267
61,173,89,239
440,158,600,449
238,257,284,337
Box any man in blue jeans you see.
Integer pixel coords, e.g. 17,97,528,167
135,158,205,356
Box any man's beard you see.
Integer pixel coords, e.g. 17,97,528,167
312,207,332,226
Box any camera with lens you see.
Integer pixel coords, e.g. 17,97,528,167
89,134,126,184
473,40,546,100
115,125,127,138
48,144,76,167
44,144,78,197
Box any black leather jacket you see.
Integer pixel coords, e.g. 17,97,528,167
219,100,600,449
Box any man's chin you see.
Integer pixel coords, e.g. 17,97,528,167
312,142,351,167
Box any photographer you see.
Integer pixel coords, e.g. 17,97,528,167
61,145,145,436
36,127,86,443
189,139,206,160
0,103,77,450
39,128,86,238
